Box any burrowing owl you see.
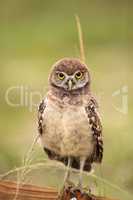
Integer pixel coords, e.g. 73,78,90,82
38,58,103,189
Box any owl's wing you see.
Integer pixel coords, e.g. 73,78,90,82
85,97,103,163
38,99,46,135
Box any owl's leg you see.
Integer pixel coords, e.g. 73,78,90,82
63,157,71,185
78,157,86,190
59,158,73,198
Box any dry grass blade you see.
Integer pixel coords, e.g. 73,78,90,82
75,14,86,63
0,160,131,199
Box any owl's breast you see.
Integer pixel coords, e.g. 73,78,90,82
61,106,94,157
40,101,63,154
40,100,94,157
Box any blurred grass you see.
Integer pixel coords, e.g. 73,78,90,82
0,0,132,199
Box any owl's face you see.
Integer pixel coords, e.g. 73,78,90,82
49,58,90,92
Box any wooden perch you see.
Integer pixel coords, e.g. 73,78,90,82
0,180,118,200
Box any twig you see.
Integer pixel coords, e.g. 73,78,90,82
0,180,119,200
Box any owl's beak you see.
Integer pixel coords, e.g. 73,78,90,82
68,79,73,90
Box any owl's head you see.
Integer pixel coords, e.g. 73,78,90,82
49,58,91,92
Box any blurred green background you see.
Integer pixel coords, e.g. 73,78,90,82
0,0,132,199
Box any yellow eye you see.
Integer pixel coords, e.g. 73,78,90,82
58,72,65,80
75,71,83,79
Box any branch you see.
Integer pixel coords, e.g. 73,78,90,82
0,180,118,200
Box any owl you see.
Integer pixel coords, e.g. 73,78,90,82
38,58,103,190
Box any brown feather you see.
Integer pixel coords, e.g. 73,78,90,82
85,98,103,163
50,58,88,75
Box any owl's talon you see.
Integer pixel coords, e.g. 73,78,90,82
70,186,82,194
62,179,75,190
